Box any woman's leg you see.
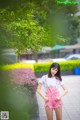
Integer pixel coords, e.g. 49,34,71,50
55,106,62,120
45,106,53,120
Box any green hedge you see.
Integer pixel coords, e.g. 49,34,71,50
34,60,80,73
0,63,34,71
1,60,80,73
34,62,53,73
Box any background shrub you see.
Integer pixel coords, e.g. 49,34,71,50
34,62,53,73
10,68,38,94
0,56,38,120
1,63,34,71
34,60,80,73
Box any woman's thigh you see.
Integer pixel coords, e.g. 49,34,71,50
45,106,53,120
55,106,62,120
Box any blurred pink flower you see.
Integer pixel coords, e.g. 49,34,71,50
8,68,38,92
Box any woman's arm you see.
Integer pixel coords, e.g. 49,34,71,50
56,84,68,100
37,83,48,101
60,84,68,97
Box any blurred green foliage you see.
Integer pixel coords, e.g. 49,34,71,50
0,0,80,63
0,51,38,120
0,0,79,51
34,60,80,73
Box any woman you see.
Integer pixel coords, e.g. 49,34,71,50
37,63,68,120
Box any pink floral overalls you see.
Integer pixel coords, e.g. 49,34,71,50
44,76,63,110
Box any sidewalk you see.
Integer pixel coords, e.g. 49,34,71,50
36,75,80,120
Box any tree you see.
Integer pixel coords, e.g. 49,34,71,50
0,0,79,61
0,1,49,62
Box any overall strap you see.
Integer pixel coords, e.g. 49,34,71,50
44,75,51,92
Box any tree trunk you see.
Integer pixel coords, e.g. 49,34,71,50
33,52,38,63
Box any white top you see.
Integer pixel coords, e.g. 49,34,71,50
39,75,64,93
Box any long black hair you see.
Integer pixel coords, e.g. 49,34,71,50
48,63,62,81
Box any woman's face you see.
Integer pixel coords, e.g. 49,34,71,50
51,67,58,76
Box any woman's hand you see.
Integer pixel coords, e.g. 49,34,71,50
55,95,61,101
44,96,49,102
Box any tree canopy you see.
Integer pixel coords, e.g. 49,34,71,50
0,0,79,54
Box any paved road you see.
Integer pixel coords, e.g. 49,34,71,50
36,75,80,120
